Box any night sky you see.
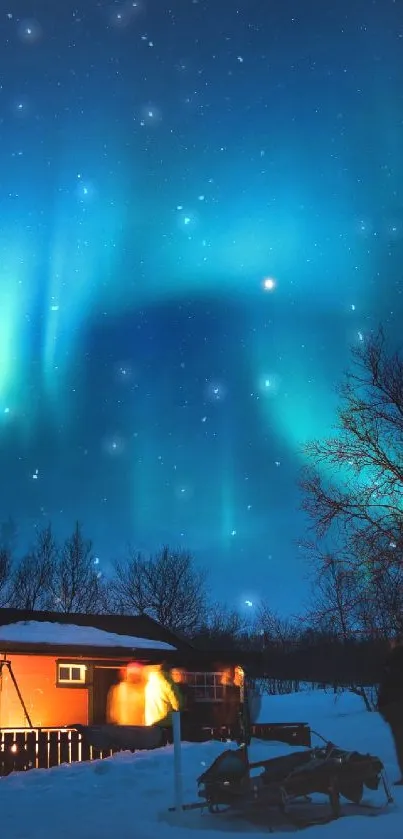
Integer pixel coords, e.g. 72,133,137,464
1,0,402,614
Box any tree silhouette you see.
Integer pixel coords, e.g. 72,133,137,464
0,546,12,606
301,328,403,637
301,328,403,546
10,524,57,610
195,603,248,648
51,522,106,613
110,546,207,634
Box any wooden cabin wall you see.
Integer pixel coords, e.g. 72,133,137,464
0,654,88,728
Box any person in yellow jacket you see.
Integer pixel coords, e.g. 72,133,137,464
144,663,182,727
107,662,145,726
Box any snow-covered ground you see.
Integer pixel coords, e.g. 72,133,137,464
1,689,402,838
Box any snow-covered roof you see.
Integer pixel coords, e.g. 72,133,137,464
0,621,176,651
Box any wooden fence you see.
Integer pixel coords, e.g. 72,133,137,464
0,727,115,775
0,721,311,776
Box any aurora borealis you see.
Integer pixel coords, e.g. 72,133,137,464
1,0,403,612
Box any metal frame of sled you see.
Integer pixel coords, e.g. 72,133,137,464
172,738,394,828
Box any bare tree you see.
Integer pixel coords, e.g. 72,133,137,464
301,328,403,542
51,522,106,613
0,546,12,606
110,546,207,634
111,550,149,615
10,524,57,610
302,550,362,641
195,603,249,648
0,517,17,552
0,517,16,606
353,533,403,638
300,329,403,637
255,601,301,651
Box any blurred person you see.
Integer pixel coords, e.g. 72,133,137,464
107,661,145,726
214,666,239,727
171,667,186,686
224,667,240,724
377,636,403,785
171,667,191,735
144,662,182,727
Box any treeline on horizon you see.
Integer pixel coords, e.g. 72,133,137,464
0,518,394,689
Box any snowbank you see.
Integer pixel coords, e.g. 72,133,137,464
257,688,366,724
0,621,175,651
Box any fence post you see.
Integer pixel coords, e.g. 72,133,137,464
172,711,183,817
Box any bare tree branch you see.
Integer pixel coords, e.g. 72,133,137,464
301,329,403,542
10,524,57,610
195,603,249,648
300,328,403,640
110,546,208,634
255,601,301,651
0,546,12,606
51,522,106,613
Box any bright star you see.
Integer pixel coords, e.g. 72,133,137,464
18,19,42,43
103,436,125,455
205,381,226,402
259,373,281,396
262,276,276,291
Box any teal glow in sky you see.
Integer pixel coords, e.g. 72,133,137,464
1,0,402,611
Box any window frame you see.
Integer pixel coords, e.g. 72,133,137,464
56,661,88,688
185,670,228,702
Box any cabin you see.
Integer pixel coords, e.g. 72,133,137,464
0,609,310,774
0,608,227,729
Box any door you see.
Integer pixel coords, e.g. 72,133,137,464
91,667,121,724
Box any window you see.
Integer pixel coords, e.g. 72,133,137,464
185,671,226,702
57,663,87,686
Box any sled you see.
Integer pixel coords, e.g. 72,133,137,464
189,740,393,827
70,724,164,751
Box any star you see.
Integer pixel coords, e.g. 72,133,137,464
18,19,42,43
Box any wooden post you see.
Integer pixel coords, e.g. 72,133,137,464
172,711,183,817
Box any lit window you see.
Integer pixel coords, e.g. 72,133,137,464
57,663,86,685
185,672,228,701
